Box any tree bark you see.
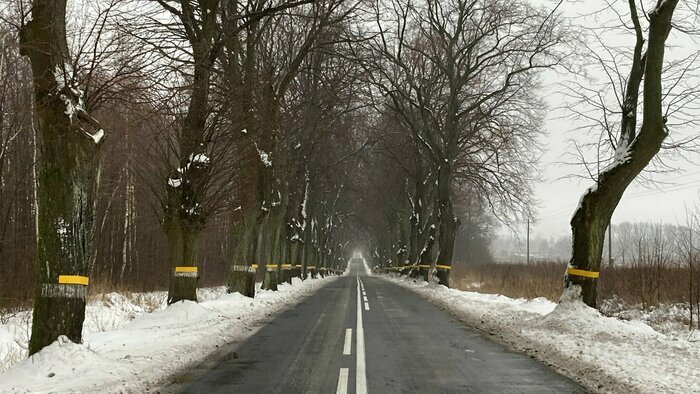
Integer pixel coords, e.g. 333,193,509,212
158,0,219,305
435,164,457,287
262,264,278,291
419,224,436,282
166,218,199,304
227,216,256,297
20,0,103,355
228,264,256,298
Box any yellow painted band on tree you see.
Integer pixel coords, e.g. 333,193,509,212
58,275,89,286
267,264,279,269
282,264,292,269
567,267,600,279
307,265,316,269
175,266,198,273
251,264,258,269
418,265,430,268
435,265,451,270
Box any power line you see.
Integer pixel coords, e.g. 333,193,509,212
535,181,700,222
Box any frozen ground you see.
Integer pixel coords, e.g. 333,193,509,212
381,274,700,394
0,276,337,393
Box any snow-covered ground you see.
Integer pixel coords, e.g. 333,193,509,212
0,277,337,393
381,274,700,394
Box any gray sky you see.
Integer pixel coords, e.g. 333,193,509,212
532,110,700,239
512,0,700,239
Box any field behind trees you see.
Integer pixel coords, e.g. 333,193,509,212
453,221,700,333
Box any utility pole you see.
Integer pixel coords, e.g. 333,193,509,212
526,219,530,264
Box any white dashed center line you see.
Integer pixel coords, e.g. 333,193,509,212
336,368,349,394
343,328,352,355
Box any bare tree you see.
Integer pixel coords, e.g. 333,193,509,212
221,0,363,292
564,0,687,307
0,20,36,311
368,0,566,286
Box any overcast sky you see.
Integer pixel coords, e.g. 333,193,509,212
509,0,700,240
531,106,700,240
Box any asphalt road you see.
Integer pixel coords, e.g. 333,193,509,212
180,261,581,393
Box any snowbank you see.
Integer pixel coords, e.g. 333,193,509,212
0,277,336,393
381,275,700,394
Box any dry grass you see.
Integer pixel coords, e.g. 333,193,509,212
453,262,566,301
452,261,699,308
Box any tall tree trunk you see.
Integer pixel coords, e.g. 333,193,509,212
227,214,257,297
565,0,678,307
435,163,457,286
159,0,218,305
120,167,134,282
408,178,422,265
420,224,436,281
164,150,208,304
20,0,103,355
166,216,199,304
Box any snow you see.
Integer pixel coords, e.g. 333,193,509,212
300,178,309,231
0,277,336,392
572,185,597,220
54,64,72,89
176,153,210,175
56,219,68,236
189,153,210,165
254,143,272,167
54,64,86,125
381,275,700,393
600,144,632,173
183,203,200,215
599,297,700,341
60,94,77,120
167,177,181,188
257,148,272,167
89,129,104,144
